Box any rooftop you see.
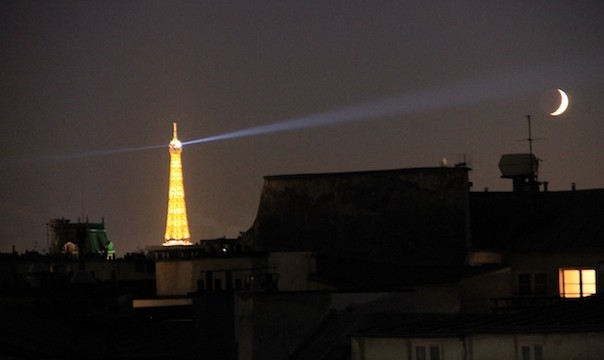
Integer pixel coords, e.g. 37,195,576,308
470,189,604,251
355,294,604,338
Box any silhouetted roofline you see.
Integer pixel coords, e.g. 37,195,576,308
264,166,469,181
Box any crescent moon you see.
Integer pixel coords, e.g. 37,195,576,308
550,88,569,116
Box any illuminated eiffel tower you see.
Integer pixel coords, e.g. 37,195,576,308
163,122,192,246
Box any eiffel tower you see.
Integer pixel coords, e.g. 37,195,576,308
163,122,192,246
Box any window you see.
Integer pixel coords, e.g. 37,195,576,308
518,273,547,296
414,344,441,360
356,338,365,360
518,273,531,295
520,344,543,360
559,268,596,298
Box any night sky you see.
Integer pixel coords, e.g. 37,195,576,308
1,1,603,255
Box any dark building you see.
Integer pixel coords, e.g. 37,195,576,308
244,167,470,265
241,167,472,291
4,153,604,360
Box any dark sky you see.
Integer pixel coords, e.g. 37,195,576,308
1,1,603,255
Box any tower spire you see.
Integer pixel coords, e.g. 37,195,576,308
163,122,192,246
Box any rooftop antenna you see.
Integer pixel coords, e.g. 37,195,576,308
80,189,86,221
501,115,542,193
454,153,472,168
527,115,535,180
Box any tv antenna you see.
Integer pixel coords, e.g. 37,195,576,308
526,115,534,159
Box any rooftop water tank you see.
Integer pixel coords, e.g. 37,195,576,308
498,153,538,178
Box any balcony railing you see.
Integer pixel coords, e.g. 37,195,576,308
491,296,565,313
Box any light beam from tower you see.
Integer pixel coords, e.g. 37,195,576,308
163,122,192,246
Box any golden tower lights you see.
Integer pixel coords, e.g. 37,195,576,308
163,122,192,246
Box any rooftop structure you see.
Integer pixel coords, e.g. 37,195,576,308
242,166,471,267
47,218,114,258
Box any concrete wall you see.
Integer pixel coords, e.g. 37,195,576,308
540,333,604,360
268,252,314,291
156,256,265,296
460,267,512,313
156,259,195,296
412,283,461,313
471,333,604,360
337,284,460,313
354,333,604,360
235,292,332,360
469,334,516,360
156,252,317,296
351,337,463,360
352,337,407,360
86,259,155,282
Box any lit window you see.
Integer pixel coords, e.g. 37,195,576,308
414,344,441,360
559,268,596,298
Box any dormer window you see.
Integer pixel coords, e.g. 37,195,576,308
414,344,441,360
520,344,543,360
518,272,547,296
